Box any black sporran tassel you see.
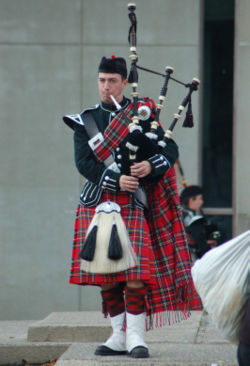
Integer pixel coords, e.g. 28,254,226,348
108,217,123,260
182,97,194,128
79,224,98,261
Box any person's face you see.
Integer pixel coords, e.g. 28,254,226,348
189,194,204,212
98,72,128,104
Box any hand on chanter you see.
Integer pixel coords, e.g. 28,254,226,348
130,161,152,178
119,175,139,193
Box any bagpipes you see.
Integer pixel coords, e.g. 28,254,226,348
119,2,200,163
79,3,200,274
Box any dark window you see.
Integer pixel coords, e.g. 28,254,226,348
202,0,234,237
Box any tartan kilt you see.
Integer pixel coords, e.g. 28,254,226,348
70,190,157,287
69,168,202,328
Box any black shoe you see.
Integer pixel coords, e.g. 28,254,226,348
94,345,127,356
129,346,149,358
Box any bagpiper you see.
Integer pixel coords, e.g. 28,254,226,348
63,55,202,359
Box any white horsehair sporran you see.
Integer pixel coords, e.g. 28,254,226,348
80,201,137,273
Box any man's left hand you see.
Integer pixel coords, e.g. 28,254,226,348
130,161,152,178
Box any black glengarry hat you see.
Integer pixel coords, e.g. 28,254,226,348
98,55,127,79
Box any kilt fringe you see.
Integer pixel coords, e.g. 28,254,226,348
146,308,191,331
145,278,199,330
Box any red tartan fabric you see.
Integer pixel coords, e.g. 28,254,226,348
93,105,133,162
69,168,202,329
144,168,203,324
92,98,157,162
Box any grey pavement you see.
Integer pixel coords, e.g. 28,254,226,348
0,311,238,366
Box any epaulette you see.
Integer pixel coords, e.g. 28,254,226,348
62,104,99,130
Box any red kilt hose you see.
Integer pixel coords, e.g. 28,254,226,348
70,167,202,329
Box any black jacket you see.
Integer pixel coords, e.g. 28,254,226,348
63,97,179,206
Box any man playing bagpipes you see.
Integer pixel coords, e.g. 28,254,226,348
63,55,202,359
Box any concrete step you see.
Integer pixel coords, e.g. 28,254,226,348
0,320,69,365
51,311,237,366
27,311,205,344
0,312,238,366
27,312,111,343
0,342,69,365
54,342,237,366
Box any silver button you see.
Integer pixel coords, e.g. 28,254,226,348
118,163,122,168
111,112,116,117
116,147,120,151
105,176,110,181
117,154,122,159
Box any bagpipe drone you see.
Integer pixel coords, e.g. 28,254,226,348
119,2,200,165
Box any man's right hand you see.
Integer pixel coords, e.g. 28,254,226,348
119,175,139,193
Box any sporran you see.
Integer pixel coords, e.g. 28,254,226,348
80,201,137,273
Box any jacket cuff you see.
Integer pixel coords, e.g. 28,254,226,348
99,167,121,191
148,154,171,177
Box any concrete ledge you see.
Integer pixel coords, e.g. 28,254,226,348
27,312,111,342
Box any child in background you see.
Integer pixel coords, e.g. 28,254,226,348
180,185,220,261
